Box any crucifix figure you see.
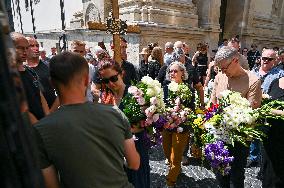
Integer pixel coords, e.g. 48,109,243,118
88,0,140,65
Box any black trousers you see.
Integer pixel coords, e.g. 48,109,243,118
215,142,249,188
261,119,284,188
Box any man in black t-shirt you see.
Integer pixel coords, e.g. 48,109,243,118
26,37,57,110
247,44,261,70
11,32,48,124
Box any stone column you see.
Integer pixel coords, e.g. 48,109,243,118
280,0,284,36
196,0,221,29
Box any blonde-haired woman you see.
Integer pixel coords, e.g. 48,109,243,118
148,46,163,79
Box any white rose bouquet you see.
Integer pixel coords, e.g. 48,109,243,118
202,90,264,146
122,76,165,127
163,81,194,132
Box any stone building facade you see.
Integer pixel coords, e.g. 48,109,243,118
26,0,284,66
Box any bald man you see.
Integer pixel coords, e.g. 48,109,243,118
10,32,49,124
252,49,284,94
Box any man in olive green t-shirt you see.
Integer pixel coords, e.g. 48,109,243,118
33,52,140,188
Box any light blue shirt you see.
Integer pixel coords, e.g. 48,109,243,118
252,66,284,93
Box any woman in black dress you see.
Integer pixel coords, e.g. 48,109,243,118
137,47,150,80
98,60,150,188
192,43,209,85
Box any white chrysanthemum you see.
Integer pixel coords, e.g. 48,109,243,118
168,81,179,92
204,122,215,131
146,88,155,96
154,86,162,96
220,90,232,98
141,76,153,85
153,80,161,87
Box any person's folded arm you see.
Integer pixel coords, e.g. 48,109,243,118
124,138,140,170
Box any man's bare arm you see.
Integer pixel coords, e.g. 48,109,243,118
40,91,50,115
124,138,140,170
42,165,60,188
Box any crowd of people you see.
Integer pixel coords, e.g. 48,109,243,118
10,31,284,188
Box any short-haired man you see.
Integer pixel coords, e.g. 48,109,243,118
48,47,57,59
39,47,50,66
211,46,262,188
70,40,95,102
164,42,174,66
10,32,49,124
249,49,284,175
182,42,191,58
247,44,261,70
26,37,57,111
118,37,138,85
33,52,140,188
252,49,284,94
228,37,250,70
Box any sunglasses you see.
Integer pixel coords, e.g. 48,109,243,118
101,73,119,84
169,69,179,73
262,57,275,62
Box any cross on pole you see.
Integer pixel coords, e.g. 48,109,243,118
87,0,140,65
111,0,121,64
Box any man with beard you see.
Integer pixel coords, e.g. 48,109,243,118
26,37,58,111
70,40,96,102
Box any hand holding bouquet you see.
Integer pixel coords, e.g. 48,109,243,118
122,76,165,146
163,82,194,132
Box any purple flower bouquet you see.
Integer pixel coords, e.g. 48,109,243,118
204,141,234,175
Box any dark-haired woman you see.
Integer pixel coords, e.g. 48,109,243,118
148,47,163,79
98,60,150,188
192,43,210,85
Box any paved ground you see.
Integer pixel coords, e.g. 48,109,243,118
149,145,262,188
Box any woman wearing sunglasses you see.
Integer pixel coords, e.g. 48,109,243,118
162,61,194,188
98,60,150,188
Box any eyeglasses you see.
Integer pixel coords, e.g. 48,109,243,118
169,69,179,73
101,73,119,84
262,57,275,62
219,59,234,71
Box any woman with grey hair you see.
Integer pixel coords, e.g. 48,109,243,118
165,61,188,81
162,61,194,188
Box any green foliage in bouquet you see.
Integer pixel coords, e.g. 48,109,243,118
122,93,146,124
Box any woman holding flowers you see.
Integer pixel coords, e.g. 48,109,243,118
97,60,150,188
162,61,194,187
